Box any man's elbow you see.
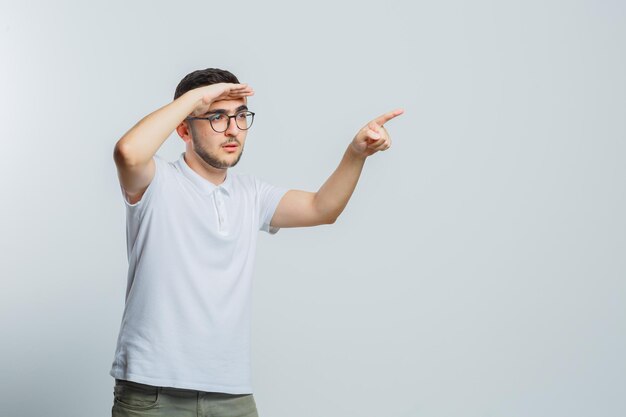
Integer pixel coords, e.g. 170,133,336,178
114,142,139,167
323,208,344,225
313,213,337,226
324,215,338,225
114,140,153,168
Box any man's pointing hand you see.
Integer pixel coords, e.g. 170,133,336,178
350,108,404,158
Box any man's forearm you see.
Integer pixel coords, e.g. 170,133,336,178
115,90,201,166
313,145,367,222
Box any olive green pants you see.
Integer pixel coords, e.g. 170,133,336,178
112,379,259,417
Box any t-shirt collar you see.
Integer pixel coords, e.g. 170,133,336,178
176,152,232,195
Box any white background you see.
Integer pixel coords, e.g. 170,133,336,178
1,1,624,416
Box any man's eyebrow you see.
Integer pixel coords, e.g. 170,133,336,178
203,105,248,115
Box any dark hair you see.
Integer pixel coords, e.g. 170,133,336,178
174,68,240,100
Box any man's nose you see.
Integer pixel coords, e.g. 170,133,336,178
225,116,240,136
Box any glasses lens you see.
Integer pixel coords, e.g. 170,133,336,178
235,111,254,130
209,114,228,132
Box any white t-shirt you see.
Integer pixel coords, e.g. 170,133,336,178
109,152,289,394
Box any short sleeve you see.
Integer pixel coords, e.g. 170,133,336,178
255,177,289,234
120,154,166,213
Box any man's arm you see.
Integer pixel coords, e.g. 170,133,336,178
270,108,404,228
113,83,254,202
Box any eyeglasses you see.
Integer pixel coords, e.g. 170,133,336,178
185,111,255,133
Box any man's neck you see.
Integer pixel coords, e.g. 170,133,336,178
184,151,227,186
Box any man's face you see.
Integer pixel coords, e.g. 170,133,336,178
186,98,249,170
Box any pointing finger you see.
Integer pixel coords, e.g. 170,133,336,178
373,108,404,126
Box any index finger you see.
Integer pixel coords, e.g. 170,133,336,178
374,108,405,126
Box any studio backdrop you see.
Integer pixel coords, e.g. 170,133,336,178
1,1,624,416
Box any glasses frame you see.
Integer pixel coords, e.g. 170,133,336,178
185,111,255,133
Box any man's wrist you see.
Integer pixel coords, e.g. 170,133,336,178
182,89,205,106
179,89,208,117
346,143,367,163
347,143,367,162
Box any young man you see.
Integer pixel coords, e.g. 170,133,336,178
109,68,403,417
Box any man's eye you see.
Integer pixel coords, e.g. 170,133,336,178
236,112,248,119
209,114,225,121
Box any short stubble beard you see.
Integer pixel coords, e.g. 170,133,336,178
189,123,244,169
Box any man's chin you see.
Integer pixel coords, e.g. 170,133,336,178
194,147,243,169
225,149,243,167
212,155,243,169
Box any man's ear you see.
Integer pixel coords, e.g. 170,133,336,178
176,120,191,143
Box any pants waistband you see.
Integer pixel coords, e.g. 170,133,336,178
114,379,251,398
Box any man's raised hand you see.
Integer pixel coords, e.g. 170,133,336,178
191,83,255,116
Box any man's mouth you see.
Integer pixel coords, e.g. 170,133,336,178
223,143,239,152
